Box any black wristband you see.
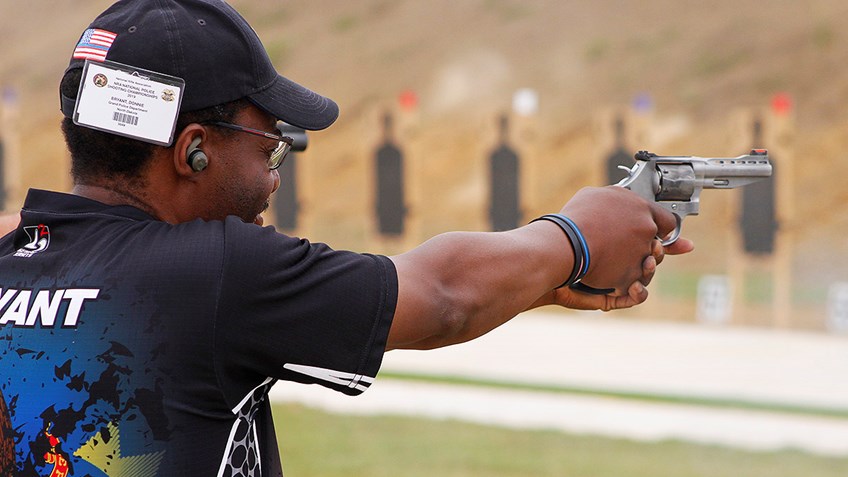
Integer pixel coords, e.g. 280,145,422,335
531,214,584,288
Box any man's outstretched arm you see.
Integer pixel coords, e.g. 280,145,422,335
387,186,694,351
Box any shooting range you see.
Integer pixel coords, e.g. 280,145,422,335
250,93,840,332
6,2,848,474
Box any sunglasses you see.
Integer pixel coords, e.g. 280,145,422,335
203,121,294,170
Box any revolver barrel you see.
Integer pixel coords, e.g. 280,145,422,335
655,151,772,201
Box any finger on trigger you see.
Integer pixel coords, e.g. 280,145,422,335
648,201,677,240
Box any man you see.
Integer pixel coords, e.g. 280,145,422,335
0,0,692,476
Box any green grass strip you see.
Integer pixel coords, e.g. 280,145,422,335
379,371,848,420
275,403,848,477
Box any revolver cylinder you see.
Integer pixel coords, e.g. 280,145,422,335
657,164,696,202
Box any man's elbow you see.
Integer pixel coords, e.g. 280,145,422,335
395,292,479,350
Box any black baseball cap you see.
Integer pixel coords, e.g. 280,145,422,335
60,0,338,131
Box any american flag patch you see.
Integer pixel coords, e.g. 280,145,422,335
72,28,117,62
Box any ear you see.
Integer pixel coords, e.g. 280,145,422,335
172,124,208,177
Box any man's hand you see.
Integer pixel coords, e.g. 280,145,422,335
560,186,682,293
558,237,693,310
528,237,694,312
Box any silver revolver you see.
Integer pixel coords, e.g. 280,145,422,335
615,149,773,245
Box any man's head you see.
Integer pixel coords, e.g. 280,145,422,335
60,0,338,224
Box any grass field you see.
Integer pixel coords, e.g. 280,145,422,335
273,403,848,477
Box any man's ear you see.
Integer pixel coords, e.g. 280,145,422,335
172,124,208,177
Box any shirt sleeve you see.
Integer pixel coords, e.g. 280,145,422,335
214,218,398,403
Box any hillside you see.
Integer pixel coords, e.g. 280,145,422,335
1,0,847,326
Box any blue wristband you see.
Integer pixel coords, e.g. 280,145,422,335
558,215,590,279
531,214,585,288
550,215,614,294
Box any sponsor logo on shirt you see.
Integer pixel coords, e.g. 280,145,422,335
14,224,50,258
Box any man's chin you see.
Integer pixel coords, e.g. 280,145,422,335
250,199,271,226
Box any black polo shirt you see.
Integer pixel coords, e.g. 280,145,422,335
0,189,397,477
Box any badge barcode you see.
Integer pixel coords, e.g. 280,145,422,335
112,111,139,126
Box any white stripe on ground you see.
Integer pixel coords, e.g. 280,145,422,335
380,312,848,411
269,380,848,456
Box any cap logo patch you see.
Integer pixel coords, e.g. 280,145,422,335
72,28,117,62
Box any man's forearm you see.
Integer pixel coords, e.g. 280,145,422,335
387,220,574,350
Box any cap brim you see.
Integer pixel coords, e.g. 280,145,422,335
249,75,339,131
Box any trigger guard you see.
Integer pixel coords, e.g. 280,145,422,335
660,215,682,246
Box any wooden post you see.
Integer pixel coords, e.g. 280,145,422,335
0,88,22,210
370,106,414,255
726,103,795,329
765,101,795,328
